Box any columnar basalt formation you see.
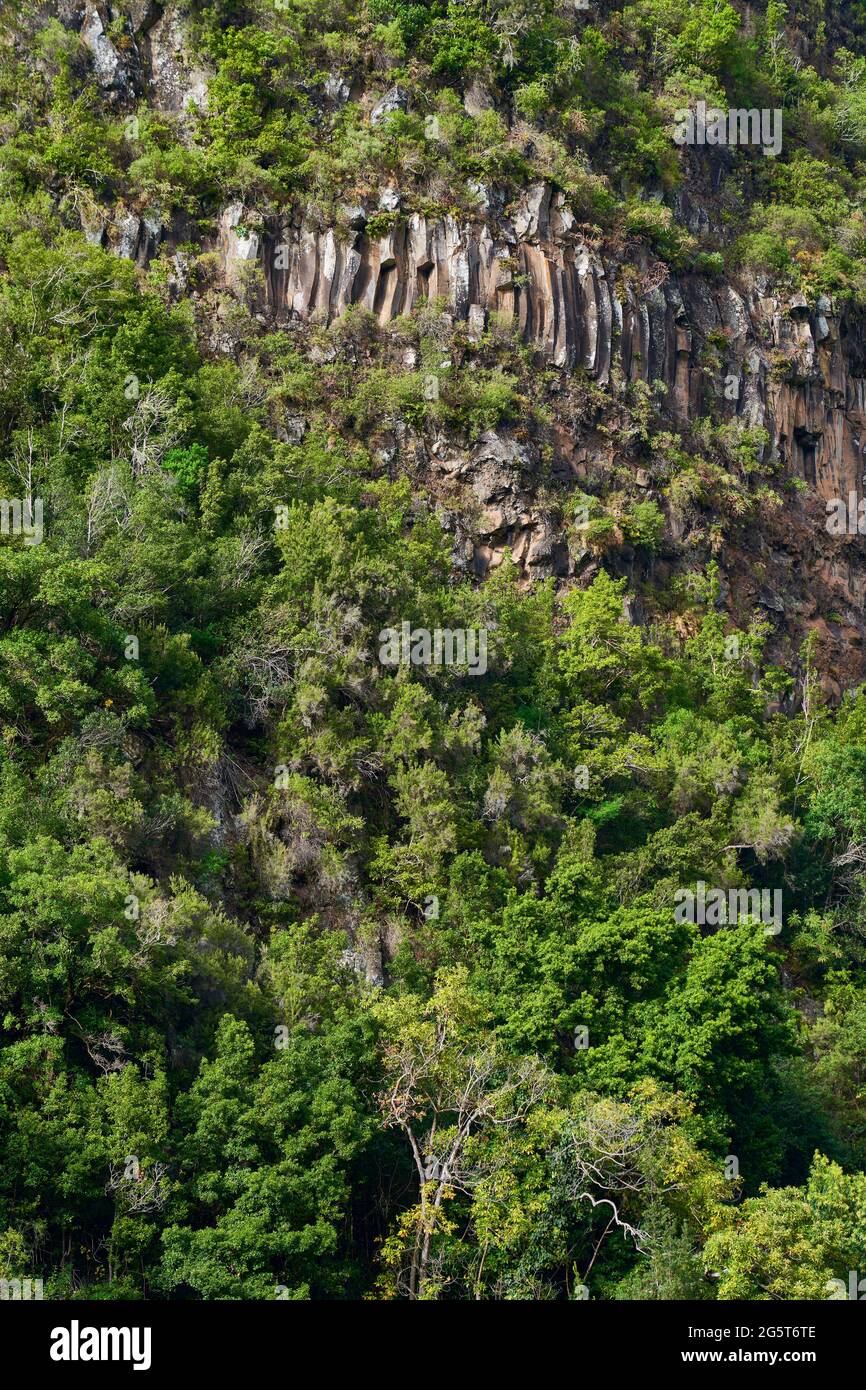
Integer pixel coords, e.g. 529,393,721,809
66,2,866,692
191,183,866,693
70,2,866,518
207,186,866,513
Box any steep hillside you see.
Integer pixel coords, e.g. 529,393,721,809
11,1,866,690
2,0,866,1304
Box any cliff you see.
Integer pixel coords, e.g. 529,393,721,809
49,3,866,695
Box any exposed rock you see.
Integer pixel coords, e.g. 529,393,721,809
55,1,88,24
463,79,495,117
512,183,552,241
342,206,367,231
140,210,163,262
196,180,866,536
467,304,486,339
324,73,351,104
370,86,408,126
80,213,106,247
123,0,162,31
422,429,573,577
468,180,491,212
340,941,384,988
217,204,261,293
80,3,135,97
279,413,307,444
87,169,866,687
115,211,143,259
166,251,192,299
112,208,163,265
144,3,210,115
758,588,786,613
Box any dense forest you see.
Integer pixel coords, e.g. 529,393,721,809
2,0,866,1303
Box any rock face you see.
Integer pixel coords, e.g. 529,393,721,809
67,7,866,534
74,1,209,115
62,4,866,694
258,185,606,372
82,162,866,691
217,204,262,293
99,208,163,264
203,182,866,692
79,2,140,98
427,429,569,582
143,3,210,115
370,86,409,126
206,181,866,513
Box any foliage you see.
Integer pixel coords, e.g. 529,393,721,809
1,0,866,1304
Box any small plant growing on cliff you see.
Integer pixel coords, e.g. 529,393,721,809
364,210,401,239
622,499,665,553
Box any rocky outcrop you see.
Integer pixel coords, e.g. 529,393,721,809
79,2,141,99
60,4,866,533
201,183,866,520
83,207,165,263
60,2,866,692
66,8,866,525
72,1,209,115
254,185,614,375
427,430,570,582
142,3,210,115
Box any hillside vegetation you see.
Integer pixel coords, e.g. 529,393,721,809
2,0,866,1300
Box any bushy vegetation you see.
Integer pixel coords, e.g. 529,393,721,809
1,0,866,1302
4,1,866,291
